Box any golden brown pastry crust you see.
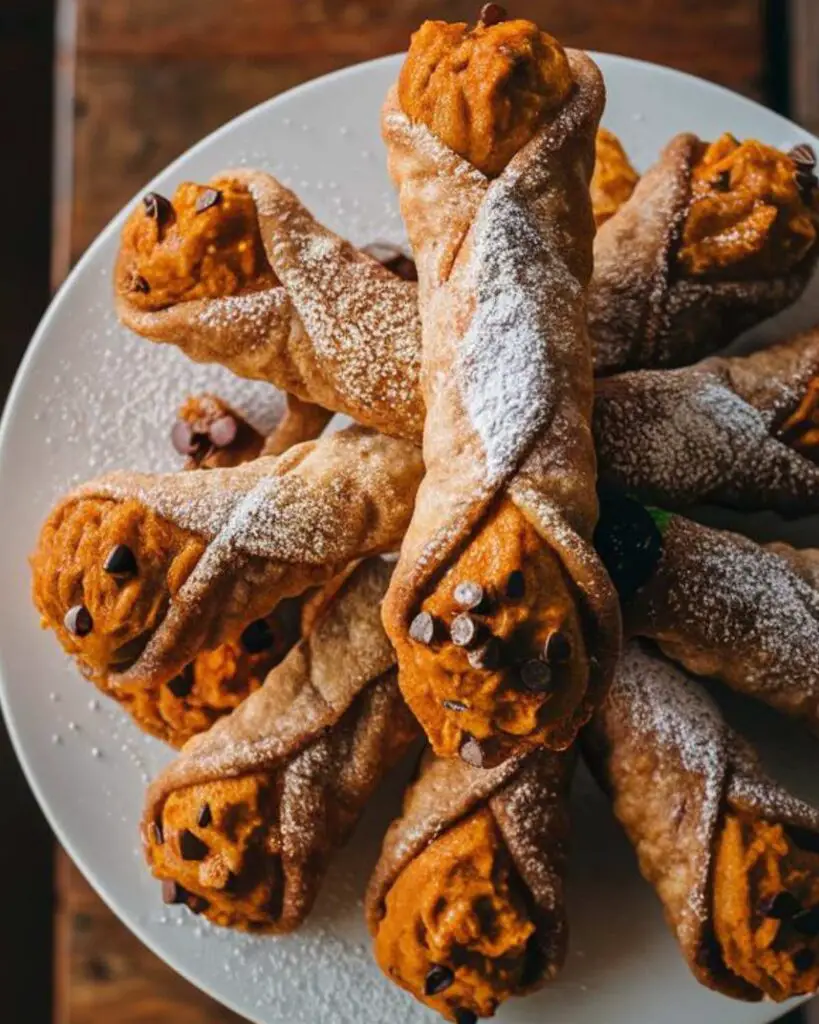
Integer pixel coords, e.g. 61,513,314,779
398,15,573,178
116,177,277,310
591,128,639,228
714,813,819,1000
679,134,818,279
374,808,536,1021
405,500,588,765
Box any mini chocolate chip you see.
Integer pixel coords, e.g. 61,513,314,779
103,544,137,576
241,619,275,654
167,668,194,699
197,803,212,829
142,191,172,225
195,187,222,213
132,274,150,294
762,890,801,920
179,829,209,862
505,570,525,600
544,631,571,664
442,699,469,712
713,168,731,192
162,879,187,905
793,907,819,936
453,581,485,611
455,1009,479,1024
795,168,819,198
208,414,238,449
409,611,436,645
150,821,164,846
790,143,817,170
520,659,552,692
187,895,210,915
171,419,197,456
467,638,501,671
451,613,479,648
794,948,816,972
788,826,819,855
424,964,454,996
594,495,664,601
64,605,93,638
479,3,507,28
460,736,484,768
361,242,418,281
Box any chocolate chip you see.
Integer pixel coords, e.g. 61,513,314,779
424,964,454,996
442,699,469,712
794,948,816,972
64,605,93,637
103,544,137,577
132,274,150,294
793,907,819,936
455,1010,479,1024
451,613,479,648
171,419,197,456
505,570,525,600
240,619,275,653
453,581,485,611
790,143,817,171
179,829,209,862
795,168,819,199
788,825,819,855
197,803,212,829
195,188,222,214
208,414,238,449
478,3,507,27
460,736,484,767
150,821,164,846
520,659,552,692
187,895,210,915
714,168,731,192
167,667,194,699
762,890,801,920
161,879,187,905
544,631,571,664
467,638,501,671
594,495,664,601
409,611,436,645
361,242,418,281
142,191,172,225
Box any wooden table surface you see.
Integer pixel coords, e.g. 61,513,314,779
52,1,803,1021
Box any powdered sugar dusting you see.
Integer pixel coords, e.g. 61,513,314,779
459,184,567,485
595,367,819,509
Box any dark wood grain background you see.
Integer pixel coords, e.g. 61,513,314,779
1,0,816,1021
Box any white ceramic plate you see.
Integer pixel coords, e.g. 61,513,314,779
2,51,819,1024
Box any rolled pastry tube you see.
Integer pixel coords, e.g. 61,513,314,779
31,426,423,691
594,327,819,516
366,744,572,1021
590,133,819,374
585,642,819,1002
595,494,819,733
377,10,620,767
143,558,420,932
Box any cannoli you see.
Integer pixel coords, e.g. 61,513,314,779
31,426,423,692
377,9,620,766
595,494,819,731
594,327,819,515
143,557,419,932
591,134,819,374
585,642,819,1001
366,745,572,1021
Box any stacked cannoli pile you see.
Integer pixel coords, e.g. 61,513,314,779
30,4,819,1020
